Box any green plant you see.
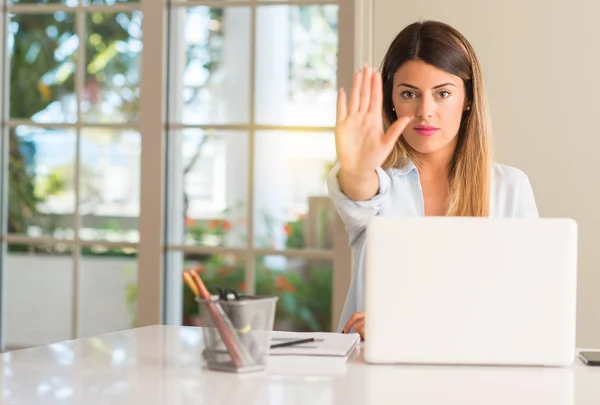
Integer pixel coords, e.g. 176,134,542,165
185,200,246,247
8,12,138,237
181,255,333,332
284,218,305,249
124,264,137,328
35,166,66,199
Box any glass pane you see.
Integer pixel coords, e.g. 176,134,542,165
180,253,245,326
255,5,338,126
83,11,143,123
254,131,336,250
80,246,137,337
256,256,333,332
5,243,74,349
9,13,77,123
167,129,248,248
80,129,141,242
9,126,76,238
168,7,250,125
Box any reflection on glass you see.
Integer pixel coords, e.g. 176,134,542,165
10,0,77,7
255,5,339,126
79,129,140,242
167,129,248,247
255,256,332,332
83,11,142,123
179,253,245,326
8,126,76,238
253,131,336,250
5,244,73,350
80,247,137,337
168,7,250,125
9,13,77,123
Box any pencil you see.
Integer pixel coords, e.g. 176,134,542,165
183,271,200,297
187,270,254,368
270,337,315,349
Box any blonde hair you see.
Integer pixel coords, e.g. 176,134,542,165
380,20,492,217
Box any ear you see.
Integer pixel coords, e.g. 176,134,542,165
463,95,472,112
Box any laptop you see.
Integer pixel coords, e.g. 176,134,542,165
363,216,578,367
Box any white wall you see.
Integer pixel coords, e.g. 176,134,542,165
372,0,600,348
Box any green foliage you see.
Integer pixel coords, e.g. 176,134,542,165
182,255,333,332
35,166,67,199
8,11,138,235
284,219,305,249
81,244,136,257
8,131,41,234
124,263,138,326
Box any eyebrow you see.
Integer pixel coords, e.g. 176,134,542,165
397,82,456,90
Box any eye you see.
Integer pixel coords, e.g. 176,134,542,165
438,90,451,99
400,91,416,99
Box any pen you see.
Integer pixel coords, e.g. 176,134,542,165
270,337,315,349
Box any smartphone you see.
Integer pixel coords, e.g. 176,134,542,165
579,351,600,366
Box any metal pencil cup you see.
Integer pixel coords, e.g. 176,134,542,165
197,295,278,373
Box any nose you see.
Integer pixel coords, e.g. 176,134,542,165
416,94,435,118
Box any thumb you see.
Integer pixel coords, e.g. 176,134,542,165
384,115,413,146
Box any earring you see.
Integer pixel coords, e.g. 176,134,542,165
466,106,471,111
392,107,395,111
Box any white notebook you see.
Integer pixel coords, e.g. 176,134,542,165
268,331,360,357
267,331,360,374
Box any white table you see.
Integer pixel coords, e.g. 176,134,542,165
1,325,599,404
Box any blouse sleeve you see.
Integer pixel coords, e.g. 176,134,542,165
326,162,393,246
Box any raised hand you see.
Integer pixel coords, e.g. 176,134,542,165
335,65,413,177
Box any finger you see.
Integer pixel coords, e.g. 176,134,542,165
348,70,363,114
336,88,347,123
343,317,355,334
343,319,352,334
354,320,365,340
344,318,358,334
343,312,365,333
359,65,373,112
349,311,365,324
368,71,383,116
385,115,414,146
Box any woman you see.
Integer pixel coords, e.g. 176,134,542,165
327,20,538,339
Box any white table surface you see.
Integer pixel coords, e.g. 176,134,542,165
1,325,599,405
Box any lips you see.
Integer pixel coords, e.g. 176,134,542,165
414,125,438,136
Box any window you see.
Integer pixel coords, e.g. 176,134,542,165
1,0,142,349
0,0,355,349
164,0,353,332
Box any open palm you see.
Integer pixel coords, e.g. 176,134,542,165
335,65,413,175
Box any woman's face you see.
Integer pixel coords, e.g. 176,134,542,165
392,59,469,157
